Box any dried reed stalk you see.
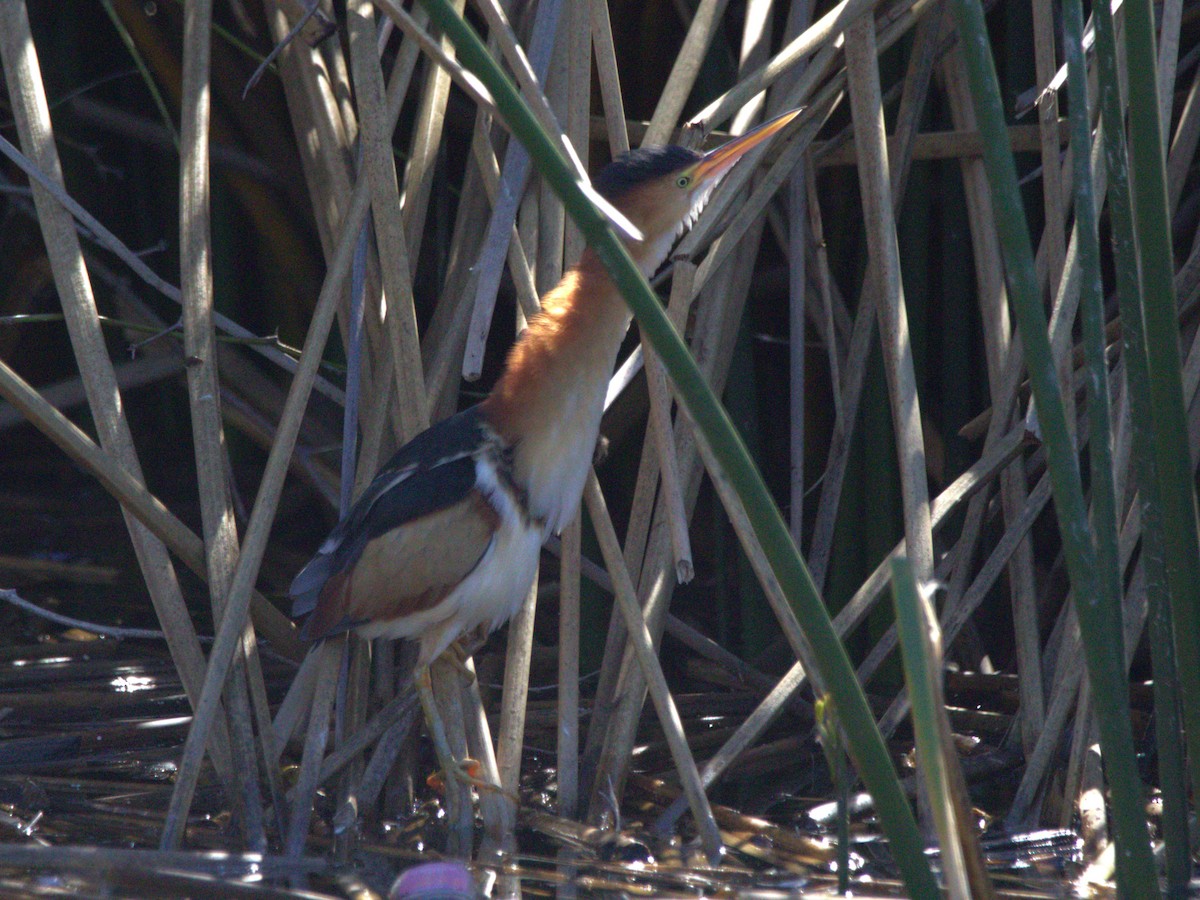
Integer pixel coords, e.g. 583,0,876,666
285,637,344,857
0,0,241,790
586,183,780,809
1166,69,1200,212
643,0,731,147
460,656,513,853
0,358,302,657
350,0,427,446
941,46,1044,754
179,0,270,848
557,512,582,819
583,472,722,858
844,15,934,586
1031,0,1067,308
160,138,374,848
400,0,462,271
462,0,562,377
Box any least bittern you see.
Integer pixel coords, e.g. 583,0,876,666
291,109,800,785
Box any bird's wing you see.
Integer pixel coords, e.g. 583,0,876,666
298,483,501,641
345,406,492,537
289,406,497,632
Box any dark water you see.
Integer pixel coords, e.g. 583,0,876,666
0,634,1101,898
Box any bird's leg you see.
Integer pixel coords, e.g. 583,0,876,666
417,662,473,856
441,638,477,686
442,632,485,683
414,664,465,783
415,664,509,798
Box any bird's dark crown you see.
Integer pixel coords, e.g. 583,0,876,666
593,145,703,201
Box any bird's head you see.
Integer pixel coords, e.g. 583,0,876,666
593,108,800,275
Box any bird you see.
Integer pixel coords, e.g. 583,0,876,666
290,108,801,784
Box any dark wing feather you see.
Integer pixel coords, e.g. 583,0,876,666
290,406,489,620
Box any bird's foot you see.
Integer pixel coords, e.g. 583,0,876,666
427,757,517,803
414,665,517,804
426,756,483,793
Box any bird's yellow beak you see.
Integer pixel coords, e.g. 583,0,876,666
691,108,802,184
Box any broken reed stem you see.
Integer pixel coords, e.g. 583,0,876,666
579,266,698,782
668,379,823,688
584,126,798,816
797,0,945,593
642,342,695,583
586,102,839,812
642,0,728,146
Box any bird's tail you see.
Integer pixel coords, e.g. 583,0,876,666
288,549,338,620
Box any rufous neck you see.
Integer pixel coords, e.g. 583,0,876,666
486,255,630,422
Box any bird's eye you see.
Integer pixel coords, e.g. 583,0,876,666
676,174,692,188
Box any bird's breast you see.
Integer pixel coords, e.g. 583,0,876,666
509,380,608,537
